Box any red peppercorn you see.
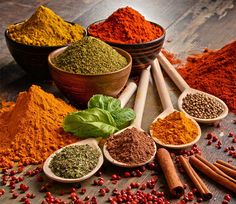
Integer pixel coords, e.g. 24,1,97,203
80,188,86,194
12,192,19,199
224,194,231,201
222,200,229,204
98,179,104,185
212,136,218,142
111,174,117,180
124,172,131,178
207,141,212,145
206,133,213,139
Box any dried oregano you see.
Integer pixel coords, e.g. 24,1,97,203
49,144,100,178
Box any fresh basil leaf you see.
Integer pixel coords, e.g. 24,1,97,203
88,94,121,112
111,108,136,129
63,108,118,138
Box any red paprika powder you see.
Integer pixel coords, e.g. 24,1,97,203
88,7,163,44
178,40,236,114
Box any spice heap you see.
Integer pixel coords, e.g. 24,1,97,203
178,40,236,114
182,93,224,119
150,111,198,145
106,127,155,165
7,6,84,46
0,85,78,168
54,37,128,74
88,7,163,44
49,144,100,179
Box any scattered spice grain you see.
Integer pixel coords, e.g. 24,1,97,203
106,127,155,165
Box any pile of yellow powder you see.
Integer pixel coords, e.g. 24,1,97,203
0,85,78,168
7,6,84,46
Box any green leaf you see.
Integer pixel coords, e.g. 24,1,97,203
111,108,136,129
63,108,118,138
88,94,121,112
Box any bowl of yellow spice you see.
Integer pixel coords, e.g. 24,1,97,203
48,36,132,106
5,6,85,79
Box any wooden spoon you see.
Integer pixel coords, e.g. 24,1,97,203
103,67,157,168
43,81,137,183
157,53,228,124
150,59,201,149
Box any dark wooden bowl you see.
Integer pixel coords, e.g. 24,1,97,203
48,46,132,107
5,22,86,79
87,20,165,75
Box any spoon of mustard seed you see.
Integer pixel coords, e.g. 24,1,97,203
149,59,201,149
157,53,228,124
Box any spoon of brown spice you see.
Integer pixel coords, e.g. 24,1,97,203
149,59,201,149
103,67,157,168
157,53,228,124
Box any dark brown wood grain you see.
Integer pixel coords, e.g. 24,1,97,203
0,0,235,203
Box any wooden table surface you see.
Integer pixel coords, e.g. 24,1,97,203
0,0,236,203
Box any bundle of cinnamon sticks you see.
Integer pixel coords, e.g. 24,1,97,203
189,155,236,194
156,148,236,201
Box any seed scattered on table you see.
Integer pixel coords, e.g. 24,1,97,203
182,93,224,119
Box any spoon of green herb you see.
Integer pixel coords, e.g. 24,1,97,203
43,82,137,183
103,67,157,168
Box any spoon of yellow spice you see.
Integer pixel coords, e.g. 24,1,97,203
157,53,228,124
149,59,201,149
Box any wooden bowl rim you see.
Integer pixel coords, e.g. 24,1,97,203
5,21,86,48
48,46,132,76
87,19,166,46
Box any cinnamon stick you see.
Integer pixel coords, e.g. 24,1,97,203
214,161,236,179
179,156,212,200
195,154,236,184
190,155,236,193
156,148,184,197
216,160,236,170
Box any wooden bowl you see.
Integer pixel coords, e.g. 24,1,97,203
87,20,165,75
5,22,86,79
48,46,132,107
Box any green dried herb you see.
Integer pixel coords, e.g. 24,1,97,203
54,36,128,74
49,144,100,178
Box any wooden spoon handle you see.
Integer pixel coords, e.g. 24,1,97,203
118,81,137,108
157,52,190,92
151,59,173,110
132,66,150,128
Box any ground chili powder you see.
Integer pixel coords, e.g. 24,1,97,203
88,7,163,44
178,40,236,114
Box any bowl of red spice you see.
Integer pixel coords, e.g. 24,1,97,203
87,7,165,75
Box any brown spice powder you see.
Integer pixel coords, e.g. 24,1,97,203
106,127,155,165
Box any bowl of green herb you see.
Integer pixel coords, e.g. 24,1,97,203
48,37,132,106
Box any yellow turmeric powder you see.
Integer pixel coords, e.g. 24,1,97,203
0,85,78,168
7,6,85,46
150,111,198,145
